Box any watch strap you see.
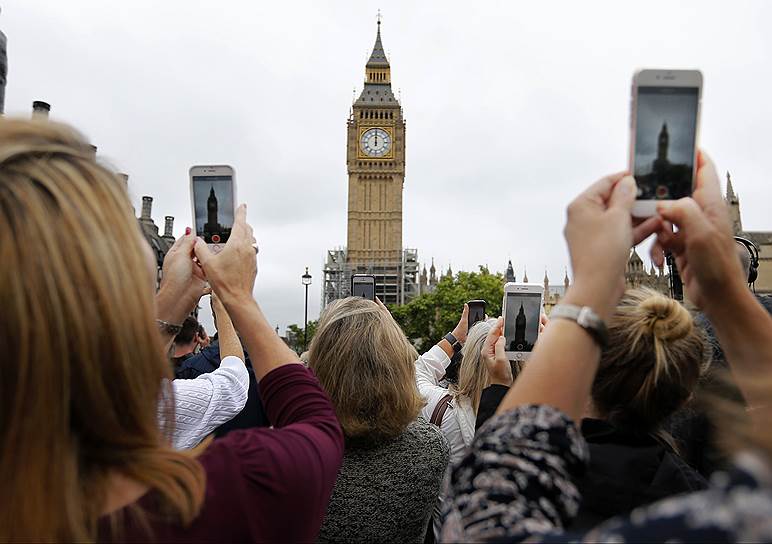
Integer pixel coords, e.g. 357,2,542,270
443,332,463,354
550,304,609,348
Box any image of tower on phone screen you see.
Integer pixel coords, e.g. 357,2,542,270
504,293,541,352
634,87,698,200
193,176,234,244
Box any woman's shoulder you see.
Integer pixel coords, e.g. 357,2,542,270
401,418,451,459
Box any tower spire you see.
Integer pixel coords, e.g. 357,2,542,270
365,13,391,84
726,171,737,201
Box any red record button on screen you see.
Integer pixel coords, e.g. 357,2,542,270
212,234,221,243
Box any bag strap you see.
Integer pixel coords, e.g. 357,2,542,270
430,394,453,427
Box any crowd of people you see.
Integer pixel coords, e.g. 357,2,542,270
2,117,772,543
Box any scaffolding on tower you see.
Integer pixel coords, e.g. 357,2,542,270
322,248,420,308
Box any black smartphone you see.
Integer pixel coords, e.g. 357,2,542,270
467,300,486,330
351,274,376,300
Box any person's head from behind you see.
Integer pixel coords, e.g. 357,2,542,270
591,287,710,432
0,119,203,540
196,323,210,349
454,318,505,411
174,316,200,356
308,297,423,443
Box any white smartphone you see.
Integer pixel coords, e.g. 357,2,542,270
189,165,236,254
502,282,544,362
351,274,376,301
629,69,702,217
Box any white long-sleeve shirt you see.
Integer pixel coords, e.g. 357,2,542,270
414,345,476,464
416,345,479,539
160,355,249,450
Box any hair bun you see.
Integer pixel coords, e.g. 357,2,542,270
639,295,692,342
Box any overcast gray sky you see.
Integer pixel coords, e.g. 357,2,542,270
4,0,771,334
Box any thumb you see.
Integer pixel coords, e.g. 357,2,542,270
193,237,214,267
607,175,636,212
657,197,706,232
494,336,506,360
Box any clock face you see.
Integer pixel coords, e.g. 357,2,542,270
360,128,392,157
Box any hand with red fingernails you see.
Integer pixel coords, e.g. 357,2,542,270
194,204,299,378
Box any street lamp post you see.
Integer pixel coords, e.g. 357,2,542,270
301,267,312,351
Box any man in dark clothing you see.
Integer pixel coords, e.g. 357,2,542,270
176,341,270,436
171,316,200,367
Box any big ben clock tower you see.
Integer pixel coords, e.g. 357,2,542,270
322,17,417,305
347,18,405,266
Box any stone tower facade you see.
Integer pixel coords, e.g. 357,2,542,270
346,19,406,266
322,18,419,307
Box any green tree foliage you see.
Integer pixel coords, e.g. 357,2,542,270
286,320,318,354
389,266,504,350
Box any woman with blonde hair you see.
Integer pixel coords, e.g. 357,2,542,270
0,119,343,542
309,297,450,543
415,308,513,465
442,156,772,542
573,287,710,528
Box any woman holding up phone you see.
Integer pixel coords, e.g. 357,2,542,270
0,119,343,542
441,157,772,542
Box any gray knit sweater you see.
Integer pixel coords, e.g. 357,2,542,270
317,418,450,543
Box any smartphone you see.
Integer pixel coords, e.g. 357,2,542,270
467,300,486,330
502,282,544,362
629,69,702,217
190,165,236,253
351,274,376,301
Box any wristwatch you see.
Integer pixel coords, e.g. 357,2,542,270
156,319,183,336
443,332,463,355
549,304,608,348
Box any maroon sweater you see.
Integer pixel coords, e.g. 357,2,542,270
98,364,344,543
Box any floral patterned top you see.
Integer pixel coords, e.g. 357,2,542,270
440,404,772,543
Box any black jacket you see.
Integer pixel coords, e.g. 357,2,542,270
572,418,708,530
175,342,270,436
475,385,708,530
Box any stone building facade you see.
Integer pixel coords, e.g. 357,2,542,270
625,248,669,295
138,194,176,288
726,174,772,294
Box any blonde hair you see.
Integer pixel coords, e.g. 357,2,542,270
0,119,204,541
592,288,710,431
309,297,424,442
452,319,502,412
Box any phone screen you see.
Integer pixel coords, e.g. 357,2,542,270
352,279,375,300
192,175,234,244
504,292,541,352
633,86,699,201
467,301,486,330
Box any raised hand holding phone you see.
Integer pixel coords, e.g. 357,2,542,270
481,317,513,387
653,152,744,312
194,204,257,306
